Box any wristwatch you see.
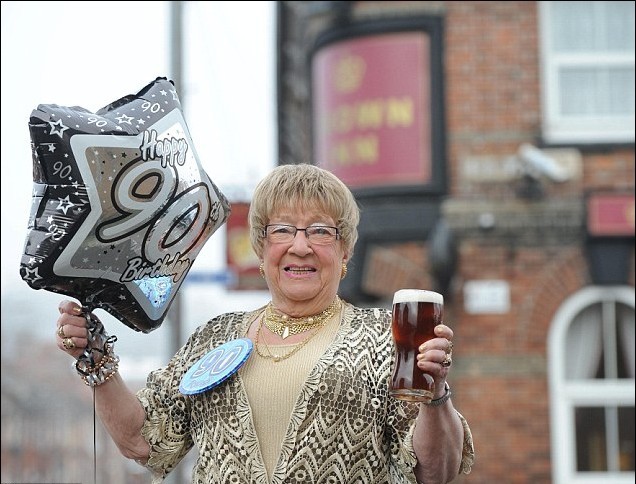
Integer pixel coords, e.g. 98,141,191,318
427,382,451,407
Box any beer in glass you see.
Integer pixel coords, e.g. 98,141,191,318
390,289,444,403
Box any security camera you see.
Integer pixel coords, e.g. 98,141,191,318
518,143,570,183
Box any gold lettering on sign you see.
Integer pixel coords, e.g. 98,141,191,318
386,97,413,127
327,97,414,135
330,135,378,167
334,55,366,93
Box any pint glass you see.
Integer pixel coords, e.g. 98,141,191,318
389,289,444,403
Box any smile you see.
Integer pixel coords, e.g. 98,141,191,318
285,267,316,274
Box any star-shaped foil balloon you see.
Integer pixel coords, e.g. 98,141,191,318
20,77,231,332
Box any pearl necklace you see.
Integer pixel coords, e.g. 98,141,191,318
263,297,341,339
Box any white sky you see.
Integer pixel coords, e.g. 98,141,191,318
1,1,275,375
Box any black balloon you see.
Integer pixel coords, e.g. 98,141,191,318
20,77,230,332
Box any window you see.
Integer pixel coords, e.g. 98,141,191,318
539,1,635,144
549,286,635,483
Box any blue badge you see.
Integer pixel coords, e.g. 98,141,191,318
179,338,253,395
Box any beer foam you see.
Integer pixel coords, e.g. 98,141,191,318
393,289,443,305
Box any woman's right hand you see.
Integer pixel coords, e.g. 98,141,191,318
56,300,91,359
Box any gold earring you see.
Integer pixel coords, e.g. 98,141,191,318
341,262,348,280
259,262,265,278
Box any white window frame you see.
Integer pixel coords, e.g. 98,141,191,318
539,1,635,144
548,286,635,484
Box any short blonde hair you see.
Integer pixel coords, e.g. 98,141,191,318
249,164,360,257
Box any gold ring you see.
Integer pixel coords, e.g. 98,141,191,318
62,337,75,350
57,325,67,338
441,353,452,368
447,340,454,354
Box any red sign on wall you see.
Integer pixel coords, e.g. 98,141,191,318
587,193,635,236
225,202,267,290
312,31,432,189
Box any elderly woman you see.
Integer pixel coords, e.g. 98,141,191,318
56,163,474,483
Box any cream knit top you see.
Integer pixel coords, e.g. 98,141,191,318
240,311,342,480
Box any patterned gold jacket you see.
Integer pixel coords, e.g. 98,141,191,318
137,302,474,483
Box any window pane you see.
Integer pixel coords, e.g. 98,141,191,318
560,68,598,115
552,1,596,52
543,2,635,141
608,68,636,115
606,2,636,50
618,406,635,471
616,302,635,379
560,67,635,116
553,2,635,52
574,405,634,471
565,305,603,379
576,407,607,471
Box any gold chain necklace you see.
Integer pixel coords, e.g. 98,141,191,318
255,318,322,362
264,296,341,339
255,297,342,362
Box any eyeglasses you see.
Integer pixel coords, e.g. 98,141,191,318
262,224,341,245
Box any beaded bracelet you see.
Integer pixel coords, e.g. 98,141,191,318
74,317,120,387
77,350,120,387
427,382,452,407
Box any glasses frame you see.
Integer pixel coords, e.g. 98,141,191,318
262,224,341,245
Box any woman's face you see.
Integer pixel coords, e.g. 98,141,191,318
261,206,347,314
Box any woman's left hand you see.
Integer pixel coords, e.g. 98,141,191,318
416,324,454,398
